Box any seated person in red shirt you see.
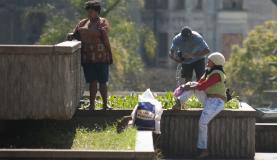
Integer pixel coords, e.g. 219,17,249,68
172,52,227,158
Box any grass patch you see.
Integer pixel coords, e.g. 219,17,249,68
0,121,136,150
72,125,136,150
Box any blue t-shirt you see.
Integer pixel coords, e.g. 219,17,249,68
170,31,209,64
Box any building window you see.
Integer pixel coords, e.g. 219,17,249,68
196,0,202,10
222,33,242,59
158,32,168,58
173,0,185,10
144,0,168,10
223,0,243,10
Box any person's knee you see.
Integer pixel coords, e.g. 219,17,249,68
90,81,97,87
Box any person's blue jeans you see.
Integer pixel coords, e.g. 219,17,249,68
197,97,224,149
177,90,224,149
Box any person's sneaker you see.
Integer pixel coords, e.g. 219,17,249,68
196,149,209,159
171,99,181,110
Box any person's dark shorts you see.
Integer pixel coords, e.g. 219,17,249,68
82,63,109,83
181,58,205,81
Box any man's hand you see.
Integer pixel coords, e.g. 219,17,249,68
66,33,74,41
180,83,191,91
180,81,198,90
169,51,182,63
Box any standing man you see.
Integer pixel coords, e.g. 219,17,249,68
69,0,113,110
169,26,210,83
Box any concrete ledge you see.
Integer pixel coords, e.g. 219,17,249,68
135,131,155,159
74,102,255,118
74,110,132,117
0,149,135,159
55,41,81,54
0,42,83,120
256,123,277,152
0,41,81,55
0,45,53,55
255,153,277,160
0,131,155,160
163,102,256,117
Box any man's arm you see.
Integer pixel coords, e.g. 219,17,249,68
169,38,183,63
192,48,210,57
188,35,210,58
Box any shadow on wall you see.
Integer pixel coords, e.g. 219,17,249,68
0,119,116,149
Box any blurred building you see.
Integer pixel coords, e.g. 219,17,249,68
0,0,68,44
0,0,47,44
0,0,276,60
132,0,277,66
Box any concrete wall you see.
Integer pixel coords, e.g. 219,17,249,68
160,103,256,159
0,41,84,120
256,123,277,152
0,1,47,44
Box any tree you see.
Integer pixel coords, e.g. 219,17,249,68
225,21,277,106
38,0,157,91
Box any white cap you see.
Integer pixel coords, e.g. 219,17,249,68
208,52,225,66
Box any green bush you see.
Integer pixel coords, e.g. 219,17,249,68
80,92,240,110
225,21,277,106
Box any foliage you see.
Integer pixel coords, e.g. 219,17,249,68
37,0,157,91
156,92,175,109
184,96,202,108
224,97,240,109
107,11,145,90
140,27,157,65
225,21,277,105
80,92,240,110
39,16,74,44
108,94,138,110
183,95,240,109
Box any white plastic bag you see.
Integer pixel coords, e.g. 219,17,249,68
131,89,163,134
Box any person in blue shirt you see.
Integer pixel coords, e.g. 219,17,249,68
169,26,210,83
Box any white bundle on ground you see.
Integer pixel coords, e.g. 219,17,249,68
131,89,163,134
